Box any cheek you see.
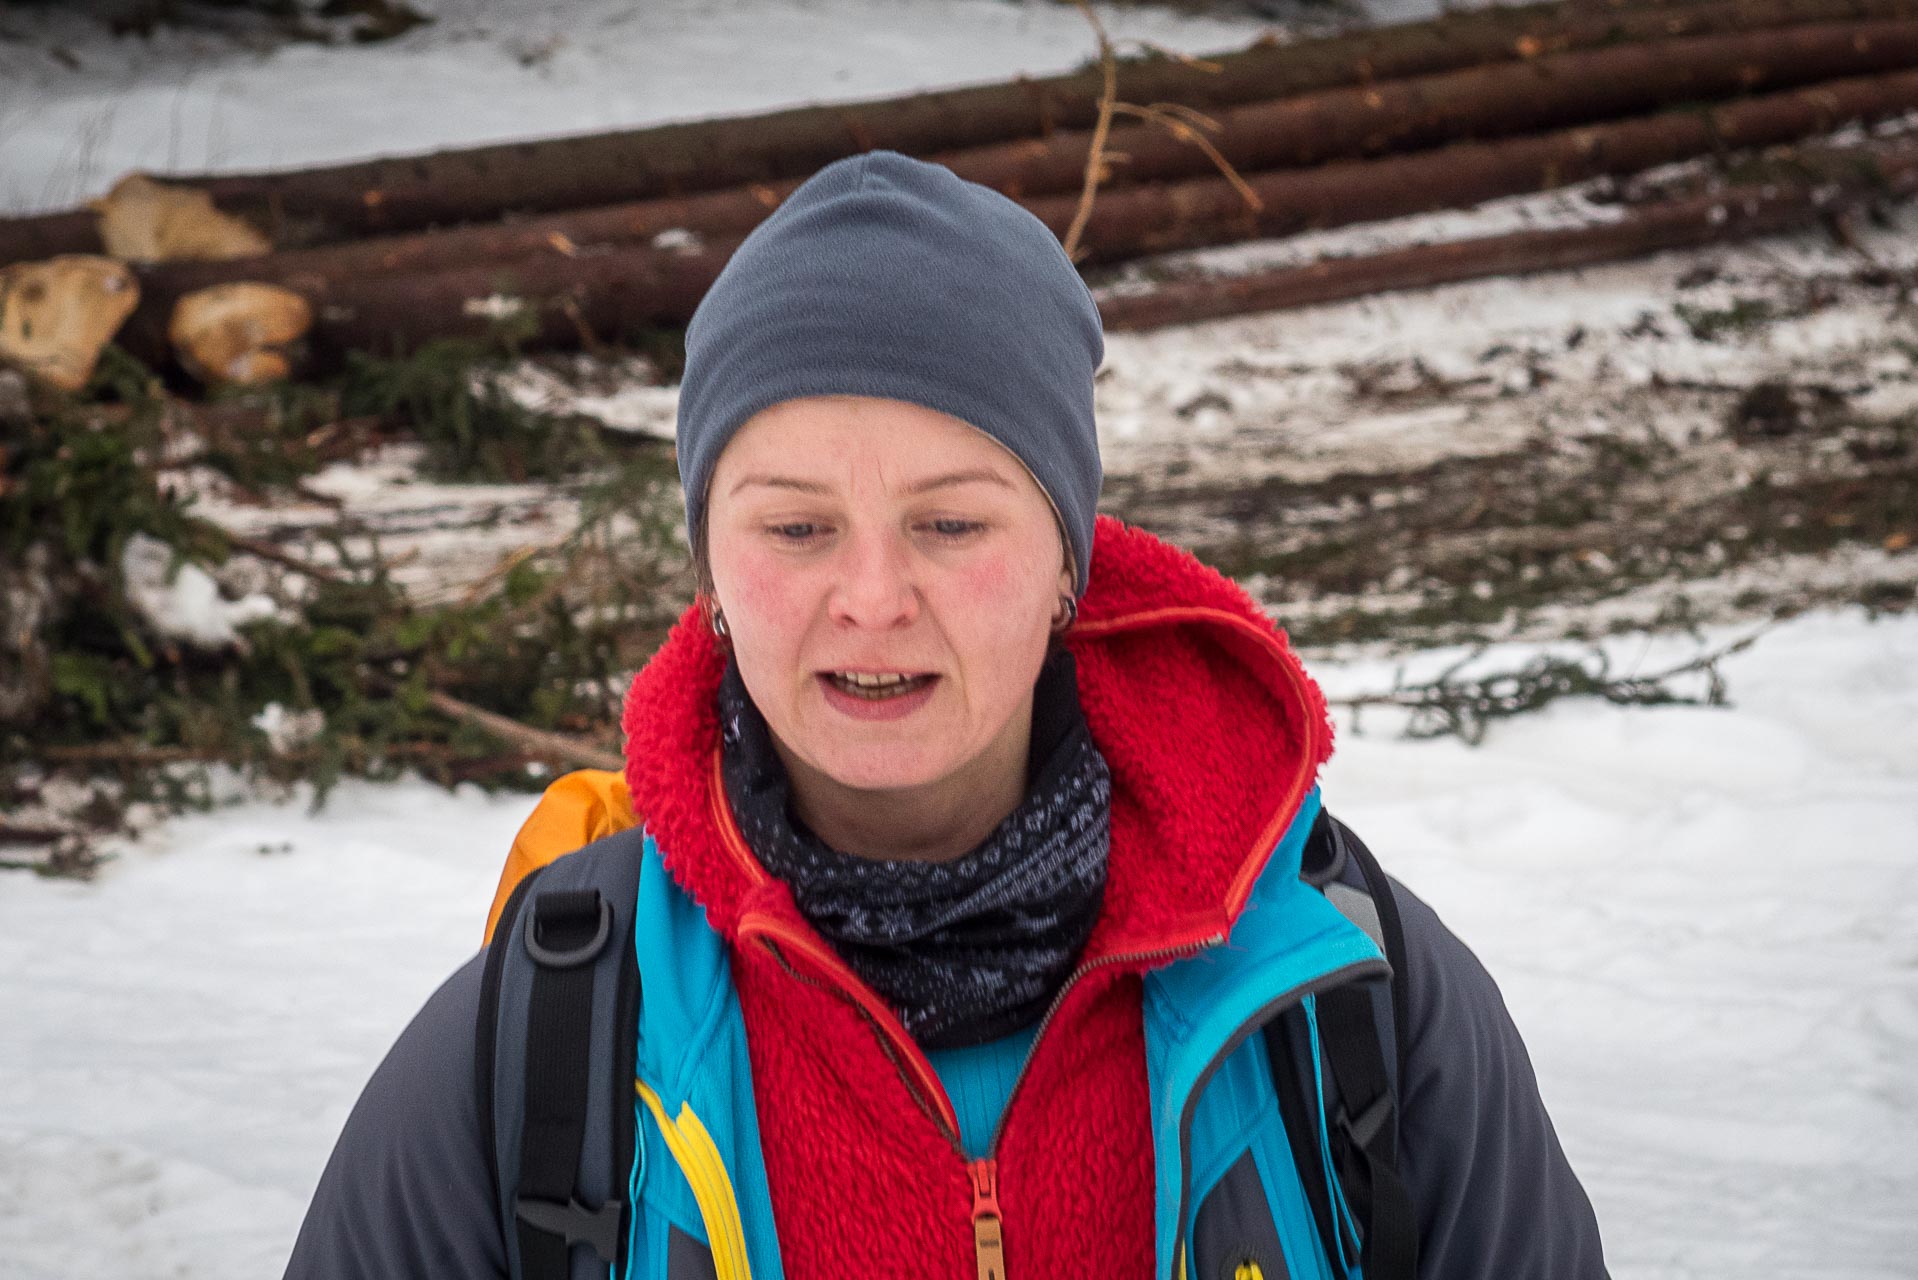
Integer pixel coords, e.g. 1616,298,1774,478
717,552,822,682
721,546,806,623
946,548,1056,650
956,553,1015,601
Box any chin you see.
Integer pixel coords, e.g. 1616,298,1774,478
811,746,953,793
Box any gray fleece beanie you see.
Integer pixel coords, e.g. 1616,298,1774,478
676,150,1105,594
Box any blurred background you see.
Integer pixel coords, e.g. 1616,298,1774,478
1,1,1914,1276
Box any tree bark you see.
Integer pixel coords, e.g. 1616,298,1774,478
124,16,1918,305
117,69,1918,365
1044,66,1918,261
116,237,740,368
1095,140,1918,331
133,185,784,306
6,0,1917,262
950,19,1918,198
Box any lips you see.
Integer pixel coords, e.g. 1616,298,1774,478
816,671,941,721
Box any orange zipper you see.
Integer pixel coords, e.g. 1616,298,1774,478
737,909,963,1139
970,1158,1005,1280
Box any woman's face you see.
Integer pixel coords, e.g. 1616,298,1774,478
706,395,1073,793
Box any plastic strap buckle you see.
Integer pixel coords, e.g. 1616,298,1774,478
1337,1091,1393,1153
515,1195,622,1263
524,891,613,969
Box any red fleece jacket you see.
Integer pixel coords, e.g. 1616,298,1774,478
620,516,1333,1278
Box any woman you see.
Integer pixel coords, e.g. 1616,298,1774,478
287,152,1606,1279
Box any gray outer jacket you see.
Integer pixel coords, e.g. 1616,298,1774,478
284,857,1608,1278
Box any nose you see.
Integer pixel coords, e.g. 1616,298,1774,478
826,526,919,631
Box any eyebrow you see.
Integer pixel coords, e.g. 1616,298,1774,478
726,468,1016,498
726,474,833,497
904,468,1016,496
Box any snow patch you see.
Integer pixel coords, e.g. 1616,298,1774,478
120,533,280,647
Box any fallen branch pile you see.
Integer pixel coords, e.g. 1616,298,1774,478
0,349,683,870
7,0,1918,383
1334,631,1767,744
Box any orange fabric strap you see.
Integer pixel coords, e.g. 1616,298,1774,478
484,769,639,944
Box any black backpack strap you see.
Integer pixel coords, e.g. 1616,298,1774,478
478,865,546,1220
1318,983,1418,1280
480,829,649,1280
1265,809,1419,1279
1330,818,1412,1090
516,888,623,1277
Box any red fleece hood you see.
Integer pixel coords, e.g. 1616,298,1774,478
621,515,1334,960
620,516,1335,1279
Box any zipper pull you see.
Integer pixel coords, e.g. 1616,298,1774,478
969,1158,1005,1280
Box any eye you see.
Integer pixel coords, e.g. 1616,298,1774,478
766,521,826,543
922,518,987,541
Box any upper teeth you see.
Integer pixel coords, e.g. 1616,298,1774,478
838,672,910,687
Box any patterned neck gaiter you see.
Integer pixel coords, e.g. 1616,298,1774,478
717,651,1111,1050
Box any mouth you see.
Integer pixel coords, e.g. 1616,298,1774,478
820,670,938,701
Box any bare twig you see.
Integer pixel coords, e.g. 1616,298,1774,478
42,743,228,765
1062,0,1121,261
1110,101,1265,212
1126,42,1222,75
1333,629,1769,744
226,533,353,585
0,823,67,845
457,543,544,606
423,690,623,772
1062,2,1261,259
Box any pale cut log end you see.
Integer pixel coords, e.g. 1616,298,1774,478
0,254,141,393
169,282,313,387
91,173,273,264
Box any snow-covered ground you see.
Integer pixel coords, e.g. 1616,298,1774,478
4,608,1915,1278
5,0,1918,1275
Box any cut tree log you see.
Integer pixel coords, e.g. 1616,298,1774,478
948,20,1918,198
122,17,1918,300
91,175,273,263
133,188,771,305
168,282,313,386
305,239,737,361
0,255,140,392
6,0,1918,262
115,237,741,368
1042,66,1918,261
1095,140,1918,330
130,67,1918,364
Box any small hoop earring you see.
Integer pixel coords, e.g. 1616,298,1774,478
708,604,729,639
1050,594,1078,634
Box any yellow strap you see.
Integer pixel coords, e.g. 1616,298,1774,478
635,1080,753,1280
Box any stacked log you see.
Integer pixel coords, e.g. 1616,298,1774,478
4,0,1917,265
7,2,1918,381
1096,139,1918,330
120,18,1918,292
116,64,1918,364
1050,66,1918,262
